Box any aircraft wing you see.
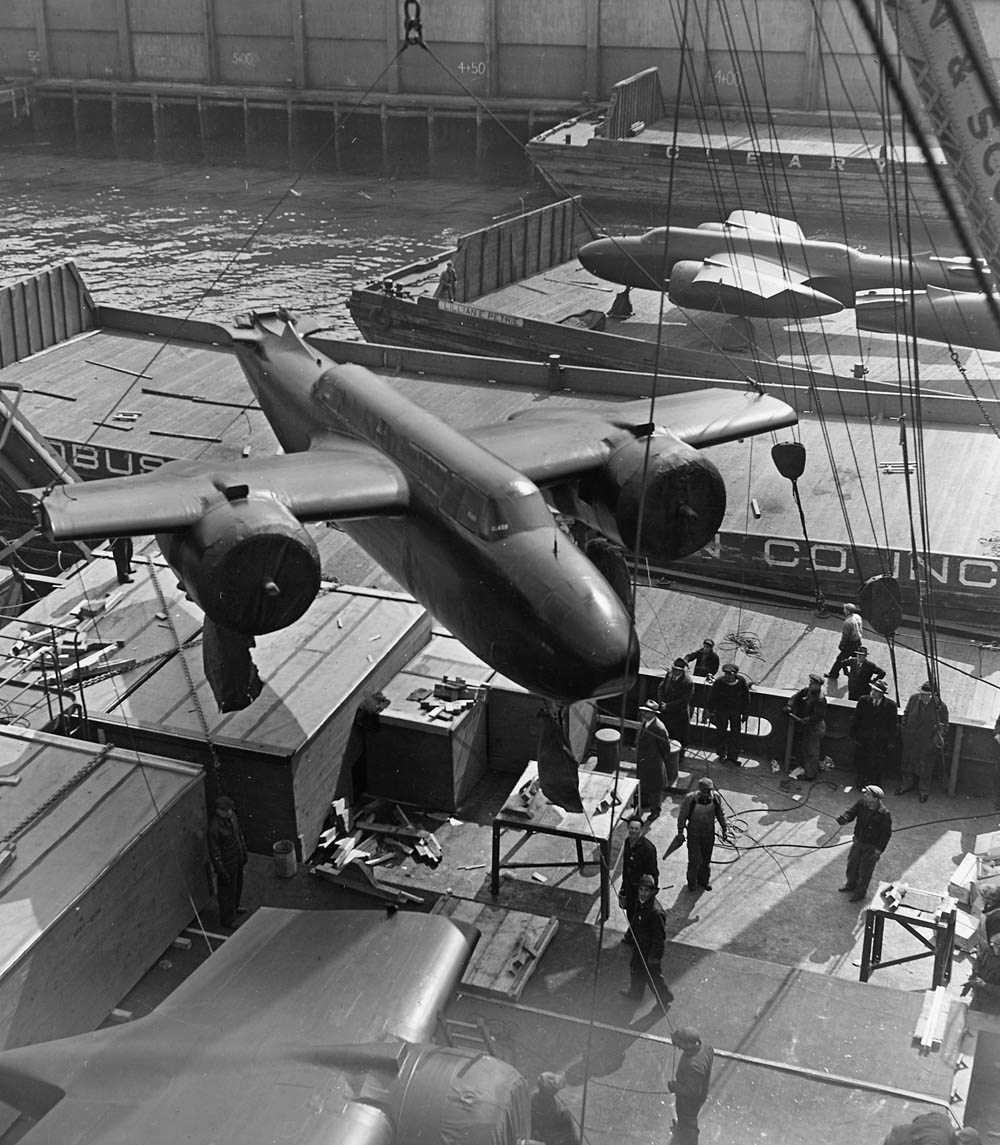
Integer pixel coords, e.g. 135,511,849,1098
692,251,811,299
469,388,797,485
0,909,478,1145
725,209,806,241
25,443,410,539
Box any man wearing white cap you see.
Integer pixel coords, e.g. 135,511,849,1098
835,785,892,902
530,1072,579,1145
636,700,670,818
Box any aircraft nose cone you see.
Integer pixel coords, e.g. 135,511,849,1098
533,570,640,702
578,237,629,285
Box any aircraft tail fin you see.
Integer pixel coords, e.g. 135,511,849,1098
725,209,805,242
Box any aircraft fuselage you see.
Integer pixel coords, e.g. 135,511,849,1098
233,317,638,701
578,225,990,308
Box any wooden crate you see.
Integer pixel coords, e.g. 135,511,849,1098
88,586,431,856
0,727,206,1050
431,894,558,1001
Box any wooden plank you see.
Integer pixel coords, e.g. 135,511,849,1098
0,288,14,368
23,277,42,356
38,269,57,347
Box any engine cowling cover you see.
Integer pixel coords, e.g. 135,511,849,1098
158,495,321,635
668,259,842,319
590,432,726,562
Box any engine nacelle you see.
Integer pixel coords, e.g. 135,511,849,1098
668,259,843,319
158,494,321,635
393,1045,531,1145
586,432,726,562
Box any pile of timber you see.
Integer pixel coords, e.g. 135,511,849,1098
309,798,447,907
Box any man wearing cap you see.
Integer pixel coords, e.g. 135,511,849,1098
705,664,751,765
846,646,887,702
835,785,892,902
850,678,898,790
675,777,728,893
784,674,828,780
530,1072,579,1145
898,682,950,803
881,1110,980,1145
207,795,249,928
620,873,671,1007
685,639,720,679
658,659,695,777
828,603,864,683
667,1027,714,1144
619,816,658,944
636,700,670,817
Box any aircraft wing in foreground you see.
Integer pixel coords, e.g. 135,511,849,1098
578,209,992,321
25,311,796,704
0,909,530,1145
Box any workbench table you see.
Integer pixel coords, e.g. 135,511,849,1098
859,881,957,988
490,762,638,920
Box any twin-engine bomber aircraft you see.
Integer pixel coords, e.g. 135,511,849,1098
26,310,795,703
578,210,991,321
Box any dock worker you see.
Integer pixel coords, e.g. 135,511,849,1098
850,679,898,790
110,535,134,584
675,777,728,893
619,874,672,1008
530,1072,579,1145
667,1027,714,1145
208,795,249,928
784,673,828,780
897,681,949,803
636,700,671,818
619,816,658,946
705,663,750,765
835,785,892,902
846,645,887,701
827,603,863,683
684,639,720,679
991,712,1000,811
657,658,694,777
437,260,458,301
881,1111,980,1144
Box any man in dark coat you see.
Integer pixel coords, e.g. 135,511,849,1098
658,658,695,775
898,681,949,803
705,664,750,764
881,1110,980,1144
208,794,249,927
850,678,898,788
784,673,828,780
619,817,658,945
635,700,671,817
684,639,720,679
676,777,728,893
836,785,892,902
668,1027,714,1145
619,874,672,1007
846,646,887,701
530,1072,579,1145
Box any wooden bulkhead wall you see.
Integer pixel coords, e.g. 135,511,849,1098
0,261,96,369
452,198,595,303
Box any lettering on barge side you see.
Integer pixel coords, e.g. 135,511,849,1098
643,143,889,175
46,439,170,480
439,301,525,327
686,533,1000,594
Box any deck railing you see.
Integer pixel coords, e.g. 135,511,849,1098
453,198,597,302
0,262,97,369
604,67,665,140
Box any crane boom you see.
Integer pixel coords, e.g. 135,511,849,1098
881,0,1000,283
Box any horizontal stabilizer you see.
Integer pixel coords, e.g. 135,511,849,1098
725,210,806,242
